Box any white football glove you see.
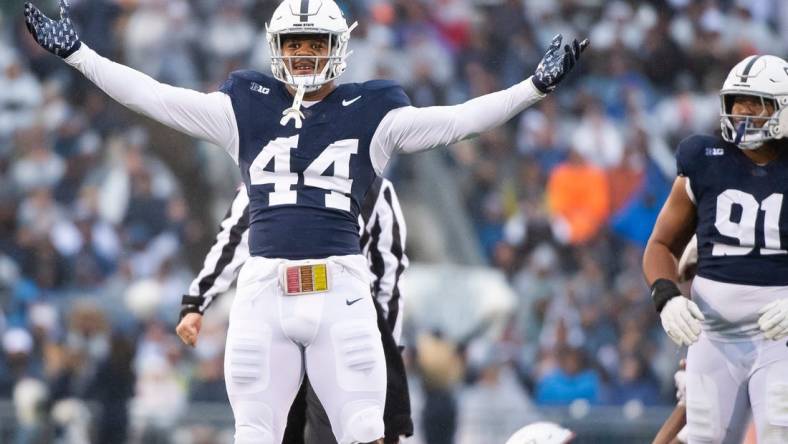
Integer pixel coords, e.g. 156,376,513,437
757,299,788,340
660,297,705,347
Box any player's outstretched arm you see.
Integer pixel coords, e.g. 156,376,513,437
370,35,587,170
24,0,238,159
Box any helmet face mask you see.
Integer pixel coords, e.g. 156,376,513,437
275,33,334,90
720,55,788,150
266,0,356,92
720,93,777,149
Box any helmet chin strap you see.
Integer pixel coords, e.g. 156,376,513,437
734,121,746,146
278,65,329,128
280,83,306,128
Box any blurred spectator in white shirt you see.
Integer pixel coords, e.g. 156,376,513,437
0,58,42,140
570,101,624,169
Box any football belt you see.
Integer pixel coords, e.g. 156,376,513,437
283,263,329,295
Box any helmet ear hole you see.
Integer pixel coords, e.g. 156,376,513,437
771,108,788,139
335,60,347,76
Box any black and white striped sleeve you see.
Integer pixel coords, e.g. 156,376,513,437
181,185,250,317
359,177,409,344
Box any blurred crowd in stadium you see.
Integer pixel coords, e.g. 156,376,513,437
0,0,785,442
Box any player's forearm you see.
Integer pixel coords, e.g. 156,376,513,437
449,77,547,137
382,77,545,154
652,405,686,444
65,44,237,154
414,77,542,150
643,240,681,286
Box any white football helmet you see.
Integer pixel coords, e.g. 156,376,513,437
505,421,575,444
266,0,356,92
720,55,788,150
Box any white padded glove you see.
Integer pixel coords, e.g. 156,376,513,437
660,297,705,347
757,299,788,340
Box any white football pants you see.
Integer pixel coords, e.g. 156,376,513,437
225,255,386,444
686,333,788,444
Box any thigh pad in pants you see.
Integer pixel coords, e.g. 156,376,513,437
225,319,272,395
759,361,788,443
331,320,383,392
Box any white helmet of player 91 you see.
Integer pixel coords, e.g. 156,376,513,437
505,422,574,444
720,55,788,150
266,0,357,92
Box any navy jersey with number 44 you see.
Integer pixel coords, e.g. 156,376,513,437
677,134,788,285
220,71,410,259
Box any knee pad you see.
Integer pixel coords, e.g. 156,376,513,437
225,320,272,395
342,405,384,444
761,425,788,444
763,365,788,443
235,426,274,444
231,401,274,444
686,372,721,443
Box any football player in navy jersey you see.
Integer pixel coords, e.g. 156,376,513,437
644,55,788,444
24,1,587,442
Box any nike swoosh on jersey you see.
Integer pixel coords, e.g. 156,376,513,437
342,96,362,106
346,297,363,305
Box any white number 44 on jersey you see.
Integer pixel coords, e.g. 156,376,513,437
250,136,359,211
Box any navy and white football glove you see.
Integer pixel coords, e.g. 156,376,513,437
532,34,589,94
24,0,81,59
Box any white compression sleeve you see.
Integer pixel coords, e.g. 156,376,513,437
369,77,546,174
65,44,240,162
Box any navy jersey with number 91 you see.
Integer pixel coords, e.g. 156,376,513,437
677,134,788,285
220,71,410,259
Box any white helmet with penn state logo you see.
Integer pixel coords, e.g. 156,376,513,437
266,0,357,92
505,421,574,444
720,55,788,150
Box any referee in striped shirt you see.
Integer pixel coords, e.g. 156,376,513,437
176,177,412,443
